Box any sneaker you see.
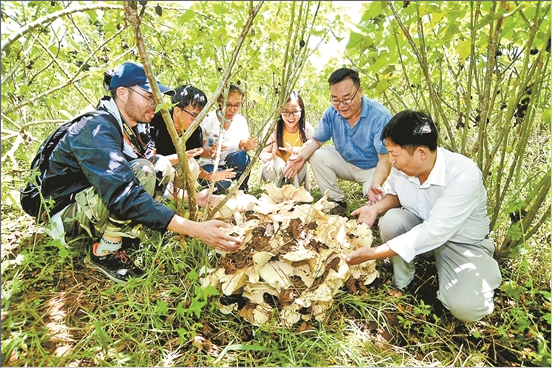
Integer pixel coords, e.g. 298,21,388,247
121,237,141,251
329,200,347,216
86,243,145,283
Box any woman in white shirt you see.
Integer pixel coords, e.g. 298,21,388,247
199,84,258,193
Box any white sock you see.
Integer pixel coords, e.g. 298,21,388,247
94,237,122,256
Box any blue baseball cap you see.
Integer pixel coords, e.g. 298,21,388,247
109,61,174,95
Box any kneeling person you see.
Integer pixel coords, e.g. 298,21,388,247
346,110,502,322
148,84,235,201
38,62,241,283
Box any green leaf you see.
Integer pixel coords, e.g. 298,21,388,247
189,297,206,319
156,300,169,315
506,199,526,213
178,9,195,24
500,281,522,299
374,79,390,96
429,12,445,29
539,291,551,302
176,301,185,317
203,285,220,297
476,6,520,30
365,51,390,74
155,101,175,113
359,2,382,23
442,23,461,44
419,3,441,17
269,63,280,74
542,109,551,125
506,223,523,241
457,39,472,62
177,328,187,344
94,321,110,353
86,10,97,24
188,269,198,281
345,31,364,52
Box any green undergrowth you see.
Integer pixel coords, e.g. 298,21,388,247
1,175,550,367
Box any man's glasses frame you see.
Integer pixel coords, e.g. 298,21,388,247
128,87,156,109
330,86,360,106
181,108,199,118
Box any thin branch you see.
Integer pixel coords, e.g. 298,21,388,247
1,3,123,52
201,1,265,221
35,38,94,105
2,27,124,115
1,31,40,85
3,75,88,115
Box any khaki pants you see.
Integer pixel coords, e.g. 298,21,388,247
309,146,375,201
260,156,310,190
379,208,502,322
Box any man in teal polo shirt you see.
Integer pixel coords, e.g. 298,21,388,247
284,68,391,214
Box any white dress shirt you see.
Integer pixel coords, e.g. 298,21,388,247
385,147,490,263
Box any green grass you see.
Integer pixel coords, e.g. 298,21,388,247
1,164,550,367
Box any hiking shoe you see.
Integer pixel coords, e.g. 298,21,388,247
87,243,145,284
121,237,141,251
329,200,347,216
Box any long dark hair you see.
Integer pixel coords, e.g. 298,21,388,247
277,91,307,152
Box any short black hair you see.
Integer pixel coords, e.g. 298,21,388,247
103,68,117,97
381,110,438,152
172,85,208,110
328,68,360,88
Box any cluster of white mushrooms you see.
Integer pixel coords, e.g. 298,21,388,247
200,183,378,326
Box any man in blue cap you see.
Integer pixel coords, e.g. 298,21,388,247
41,61,242,283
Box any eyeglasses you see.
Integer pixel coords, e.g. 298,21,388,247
128,87,156,109
281,110,302,117
226,103,242,109
330,86,360,106
181,108,198,118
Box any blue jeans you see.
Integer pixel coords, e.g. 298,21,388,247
200,150,251,192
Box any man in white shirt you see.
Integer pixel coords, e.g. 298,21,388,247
346,110,502,322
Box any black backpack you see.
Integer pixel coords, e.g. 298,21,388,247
19,110,117,219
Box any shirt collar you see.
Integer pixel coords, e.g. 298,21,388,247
423,147,446,187
360,95,369,118
100,97,137,158
407,147,445,188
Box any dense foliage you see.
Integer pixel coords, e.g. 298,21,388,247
1,1,550,367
